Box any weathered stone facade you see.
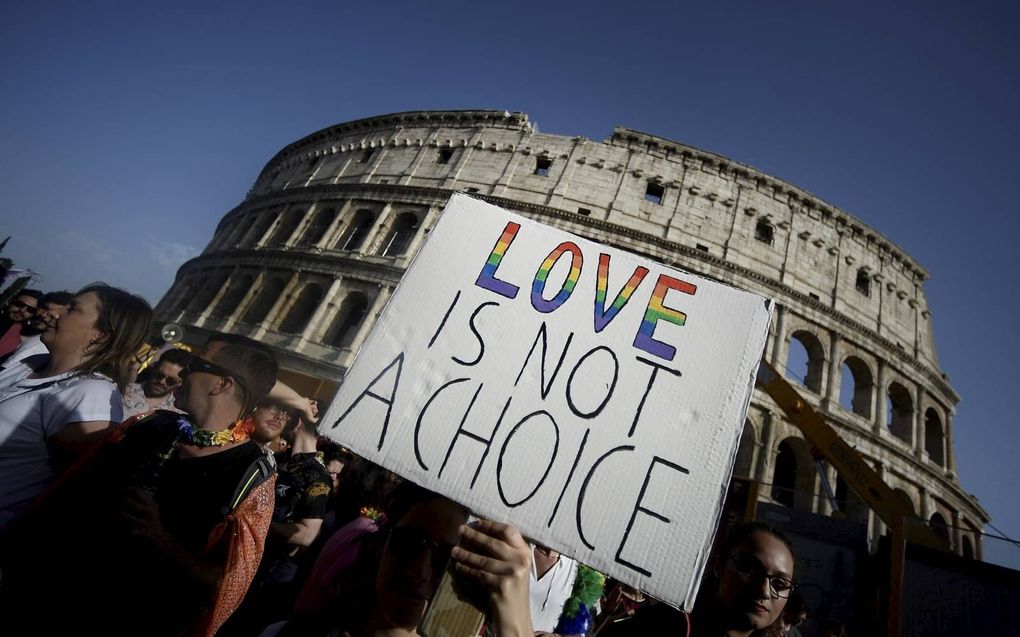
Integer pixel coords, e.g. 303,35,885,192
157,110,987,557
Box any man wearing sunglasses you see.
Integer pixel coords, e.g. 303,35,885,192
1,332,280,637
0,289,42,359
121,347,190,418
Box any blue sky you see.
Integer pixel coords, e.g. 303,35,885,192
2,1,1018,568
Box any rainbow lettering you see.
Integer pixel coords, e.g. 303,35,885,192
475,221,521,299
633,274,697,361
594,254,649,333
531,242,583,313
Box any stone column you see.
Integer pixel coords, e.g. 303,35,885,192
754,410,777,485
824,332,842,411
951,510,962,553
223,271,264,330
913,385,926,459
769,305,787,369
945,410,957,477
872,359,887,435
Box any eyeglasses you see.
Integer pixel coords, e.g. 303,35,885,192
10,299,37,313
388,525,454,574
183,356,249,396
728,554,796,599
257,403,294,418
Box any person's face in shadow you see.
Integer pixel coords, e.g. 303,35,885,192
715,531,794,632
374,497,467,630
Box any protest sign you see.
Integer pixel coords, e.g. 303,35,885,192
320,194,772,608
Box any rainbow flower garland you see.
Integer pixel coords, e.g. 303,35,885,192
554,564,606,635
176,415,253,447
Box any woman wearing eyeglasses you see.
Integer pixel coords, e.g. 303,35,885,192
596,521,797,637
0,283,151,530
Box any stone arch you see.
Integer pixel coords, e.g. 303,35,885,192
834,474,870,523
887,381,914,443
771,437,814,510
893,487,917,515
278,283,324,334
929,512,950,544
187,270,229,314
733,420,756,478
239,211,276,247
785,330,825,392
962,535,974,559
211,273,254,318
173,274,205,313
267,206,306,246
241,277,287,325
838,355,874,418
379,211,422,257
924,408,945,466
336,208,376,251
324,291,369,348
298,207,338,247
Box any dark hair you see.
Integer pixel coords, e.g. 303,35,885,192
205,332,278,414
16,289,43,301
720,521,795,564
39,291,73,306
319,442,354,466
75,283,152,390
157,347,191,368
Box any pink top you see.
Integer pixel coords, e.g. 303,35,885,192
293,516,380,613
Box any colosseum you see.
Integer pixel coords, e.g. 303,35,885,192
156,109,987,559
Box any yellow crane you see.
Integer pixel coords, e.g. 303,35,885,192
754,359,949,637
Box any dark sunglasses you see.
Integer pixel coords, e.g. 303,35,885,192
10,299,37,313
183,356,249,395
388,525,454,574
149,372,181,386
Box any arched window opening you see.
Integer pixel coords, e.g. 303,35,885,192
838,356,874,418
325,292,369,348
298,208,338,247
268,208,305,246
380,212,421,257
211,274,253,318
733,421,755,478
241,278,286,325
785,331,825,392
893,488,917,515
337,209,376,251
771,441,797,508
279,283,324,334
887,382,914,442
962,535,974,559
239,213,275,247
755,219,774,245
176,275,206,313
924,408,945,466
188,271,229,315
855,268,872,296
930,512,950,544
834,475,870,523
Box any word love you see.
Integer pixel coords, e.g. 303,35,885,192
475,221,698,362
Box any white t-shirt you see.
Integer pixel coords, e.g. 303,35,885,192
1,335,48,369
529,549,578,633
0,355,123,530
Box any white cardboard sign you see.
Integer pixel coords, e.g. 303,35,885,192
321,194,772,608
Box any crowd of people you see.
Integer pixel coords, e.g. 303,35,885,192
0,283,843,637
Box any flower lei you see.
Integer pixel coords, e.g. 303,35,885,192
554,564,606,635
176,415,253,447
359,506,387,525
